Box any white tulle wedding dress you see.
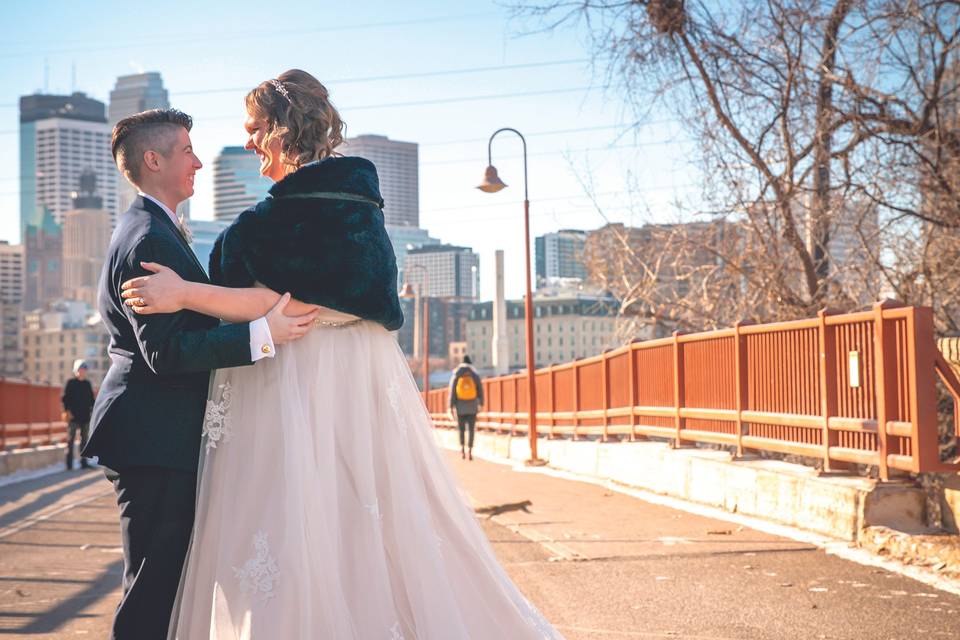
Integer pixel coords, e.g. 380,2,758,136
168,307,562,639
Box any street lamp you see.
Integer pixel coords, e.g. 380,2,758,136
400,263,430,399
477,128,544,465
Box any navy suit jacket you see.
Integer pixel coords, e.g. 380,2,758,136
84,196,254,473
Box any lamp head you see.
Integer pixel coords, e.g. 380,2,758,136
476,165,507,193
400,282,416,299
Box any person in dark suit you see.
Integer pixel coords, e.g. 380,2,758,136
62,359,95,470
83,108,321,640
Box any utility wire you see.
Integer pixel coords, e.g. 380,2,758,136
0,12,501,59
173,59,592,95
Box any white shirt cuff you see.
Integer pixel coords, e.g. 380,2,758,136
249,316,275,362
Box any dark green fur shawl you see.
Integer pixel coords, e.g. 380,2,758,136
209,156,404,330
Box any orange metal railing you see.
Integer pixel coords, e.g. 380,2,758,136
426,301,959,480
0,378,68,450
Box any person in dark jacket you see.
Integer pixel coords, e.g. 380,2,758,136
448,355,484,460
83,108,318,640
62,359,95,470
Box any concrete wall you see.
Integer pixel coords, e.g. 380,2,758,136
435,430,926,542
0,444,66,476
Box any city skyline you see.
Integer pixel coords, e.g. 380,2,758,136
0,0,695,302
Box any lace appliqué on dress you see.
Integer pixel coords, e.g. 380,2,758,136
202,382,234,452
389,622,405,640
233,531,280,603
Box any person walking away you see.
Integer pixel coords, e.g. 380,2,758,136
449,355,484,460
62,359,95,470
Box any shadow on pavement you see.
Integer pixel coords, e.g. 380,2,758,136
0,473,105,531
0,558,121,635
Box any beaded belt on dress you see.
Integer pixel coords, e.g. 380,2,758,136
314,317,362,328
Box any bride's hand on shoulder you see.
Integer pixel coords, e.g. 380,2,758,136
121,262,188,314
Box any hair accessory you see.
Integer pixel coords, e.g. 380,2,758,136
269,79,292,103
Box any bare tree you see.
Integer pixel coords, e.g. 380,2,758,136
516,0,960,331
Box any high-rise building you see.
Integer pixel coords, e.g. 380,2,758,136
23,300,109,386
0,241,24,305
403,245,479,299
397,296,474,361
107,72,190,220
190,219,230,274
108,72,169,125
62,171,111,306
385,224,441,284
340,134,418,227
20,92,117,231
23,206,62,311
20,92,113,311
803,203,880,305
535,229,588,287
0,241,24,377
212,146,272,222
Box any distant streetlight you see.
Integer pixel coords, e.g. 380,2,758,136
476,128,544,465
400,264,431,398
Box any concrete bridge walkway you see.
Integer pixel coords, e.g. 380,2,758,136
1,453,959,639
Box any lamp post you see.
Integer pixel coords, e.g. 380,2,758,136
400,264,430,399
476,128,544,465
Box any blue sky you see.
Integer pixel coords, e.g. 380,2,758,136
2,0,696,299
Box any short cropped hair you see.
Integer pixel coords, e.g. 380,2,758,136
111,108,193,186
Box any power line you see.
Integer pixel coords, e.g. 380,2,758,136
194,85,610,121
0,119,670,142
419,122,645,147
0,59,602,109
420,184,697,215
421,139,685,166
173,59,592,96
0,12,501,59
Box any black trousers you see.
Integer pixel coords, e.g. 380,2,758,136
105,466,196,640
458,413,477,449
66,421,89,469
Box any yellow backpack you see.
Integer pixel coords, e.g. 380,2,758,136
455,373,478,401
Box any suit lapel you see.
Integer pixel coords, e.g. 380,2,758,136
136,196,208,278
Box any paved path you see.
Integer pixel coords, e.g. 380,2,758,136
1,455,959,639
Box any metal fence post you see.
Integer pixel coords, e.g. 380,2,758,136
873,301,893,481
573,360,581,440
817,309,839,472
734,322,747,458
601,350,610,442
673,331,684,448
628,342,639,441
909,306,940,475
548,365,556,439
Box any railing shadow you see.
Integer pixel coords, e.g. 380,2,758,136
0,472,104,531
0,558,121,634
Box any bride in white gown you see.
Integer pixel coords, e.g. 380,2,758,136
121,69,562,639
